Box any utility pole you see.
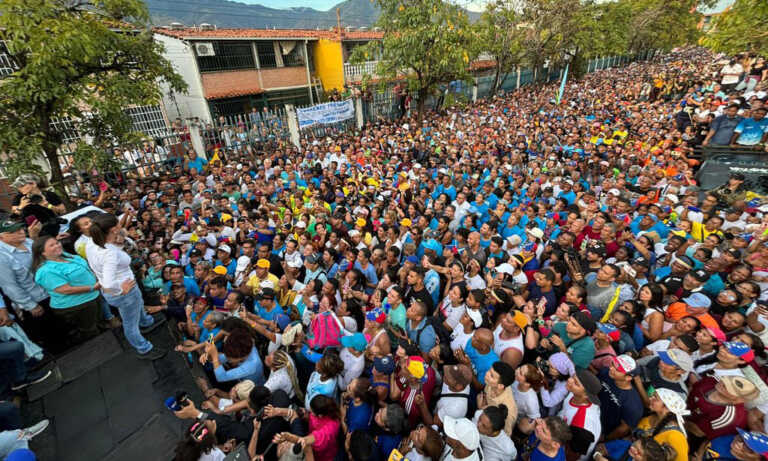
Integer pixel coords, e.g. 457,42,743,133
337,8,342,39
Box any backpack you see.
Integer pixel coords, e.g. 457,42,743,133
307,311,343,349
416,316,452,349
433,390,477,419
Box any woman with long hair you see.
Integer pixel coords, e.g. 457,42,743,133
85,213,165,359
264,348,303,402
638,284,665,343
31,235,101,346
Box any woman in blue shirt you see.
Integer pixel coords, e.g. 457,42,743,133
32,236,101,345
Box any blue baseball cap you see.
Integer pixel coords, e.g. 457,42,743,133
373,355,395,374
405,255,419,264
340,333,368,352
737,429,768,459
423,239,442,253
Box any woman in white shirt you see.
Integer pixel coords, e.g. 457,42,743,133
264,349,301,400
86,214,165,359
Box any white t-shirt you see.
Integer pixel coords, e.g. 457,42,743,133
559,395,602,460
512,382,541,419
435,382,470,421
439,300,466,330
264,365,295,398
339,348,365,390
471,409,518,461
199,447,226,461
721,64,744,85
451,326,475,352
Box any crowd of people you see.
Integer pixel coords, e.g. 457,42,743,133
1,47,768,461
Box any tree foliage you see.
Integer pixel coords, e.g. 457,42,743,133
473,1,525,94
349,0,476,116
703,0,768,57
0,0,186,206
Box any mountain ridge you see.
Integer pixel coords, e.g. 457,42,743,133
146,0,480,30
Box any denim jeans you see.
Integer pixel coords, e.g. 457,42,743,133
0,402,21,431
99,296,115,321
0,341,26,396
0,430,28,459
103,286,154,354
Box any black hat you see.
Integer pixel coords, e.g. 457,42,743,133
257,288,275,301
572,311,596,336
689,269,710,283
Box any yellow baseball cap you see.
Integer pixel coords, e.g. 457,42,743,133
400,218,412,227
256,259,271,269
356,218,366,227
213,265,228,275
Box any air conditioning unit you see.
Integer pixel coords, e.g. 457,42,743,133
199,23,216,31
169,22,184,30
195,42,215,56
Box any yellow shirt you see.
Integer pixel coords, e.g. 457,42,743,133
636,416,688,461
245,272,280,295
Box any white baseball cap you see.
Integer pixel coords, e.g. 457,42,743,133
443,416,480,451
466,308,483,328
236,256,251,272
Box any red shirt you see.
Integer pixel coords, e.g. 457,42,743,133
396,366,437,427
688,376,747,439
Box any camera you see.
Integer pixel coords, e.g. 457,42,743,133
27,194,44,205
537,357,551,375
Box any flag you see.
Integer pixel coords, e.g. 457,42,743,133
556,63,569,104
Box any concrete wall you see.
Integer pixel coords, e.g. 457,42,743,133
154,34,212,123
313,39,344,92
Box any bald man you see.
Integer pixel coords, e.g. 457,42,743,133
456,327,499,390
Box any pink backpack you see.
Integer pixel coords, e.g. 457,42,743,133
307,312,342,349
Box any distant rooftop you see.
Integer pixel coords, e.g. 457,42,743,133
697,0,736,15
154,26,384,41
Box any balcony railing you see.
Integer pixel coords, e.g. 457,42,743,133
344,60,378,81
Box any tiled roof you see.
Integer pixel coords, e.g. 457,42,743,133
154,27,383,41
342,30,384,40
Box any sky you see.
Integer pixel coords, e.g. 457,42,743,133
239,0,489,12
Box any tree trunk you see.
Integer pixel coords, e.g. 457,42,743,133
42,139,74,212
417,87,428,120
491,62,502,95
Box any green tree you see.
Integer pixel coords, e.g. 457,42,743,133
624,0,700,53
474,0,526,94
0,0,186,207
350,0,477,117
703,0,768,57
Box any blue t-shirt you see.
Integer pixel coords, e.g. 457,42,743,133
345,400,373,432
214,258,237,277
464,338,499,385
163,276,201,297
424,270,441,307
529,436,566,461
34,253,99,309
734,117,768,146
597,368,643,431
186,156,208,173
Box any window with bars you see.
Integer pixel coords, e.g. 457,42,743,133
197,41,255,73
0,40,19,77
283,45,305,67
256,42,277,69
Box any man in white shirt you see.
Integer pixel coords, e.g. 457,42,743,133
442,416,482,461
435,364,472,423
721,59,744,91
559,370,602,461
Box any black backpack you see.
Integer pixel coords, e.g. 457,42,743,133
416,315,453,349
